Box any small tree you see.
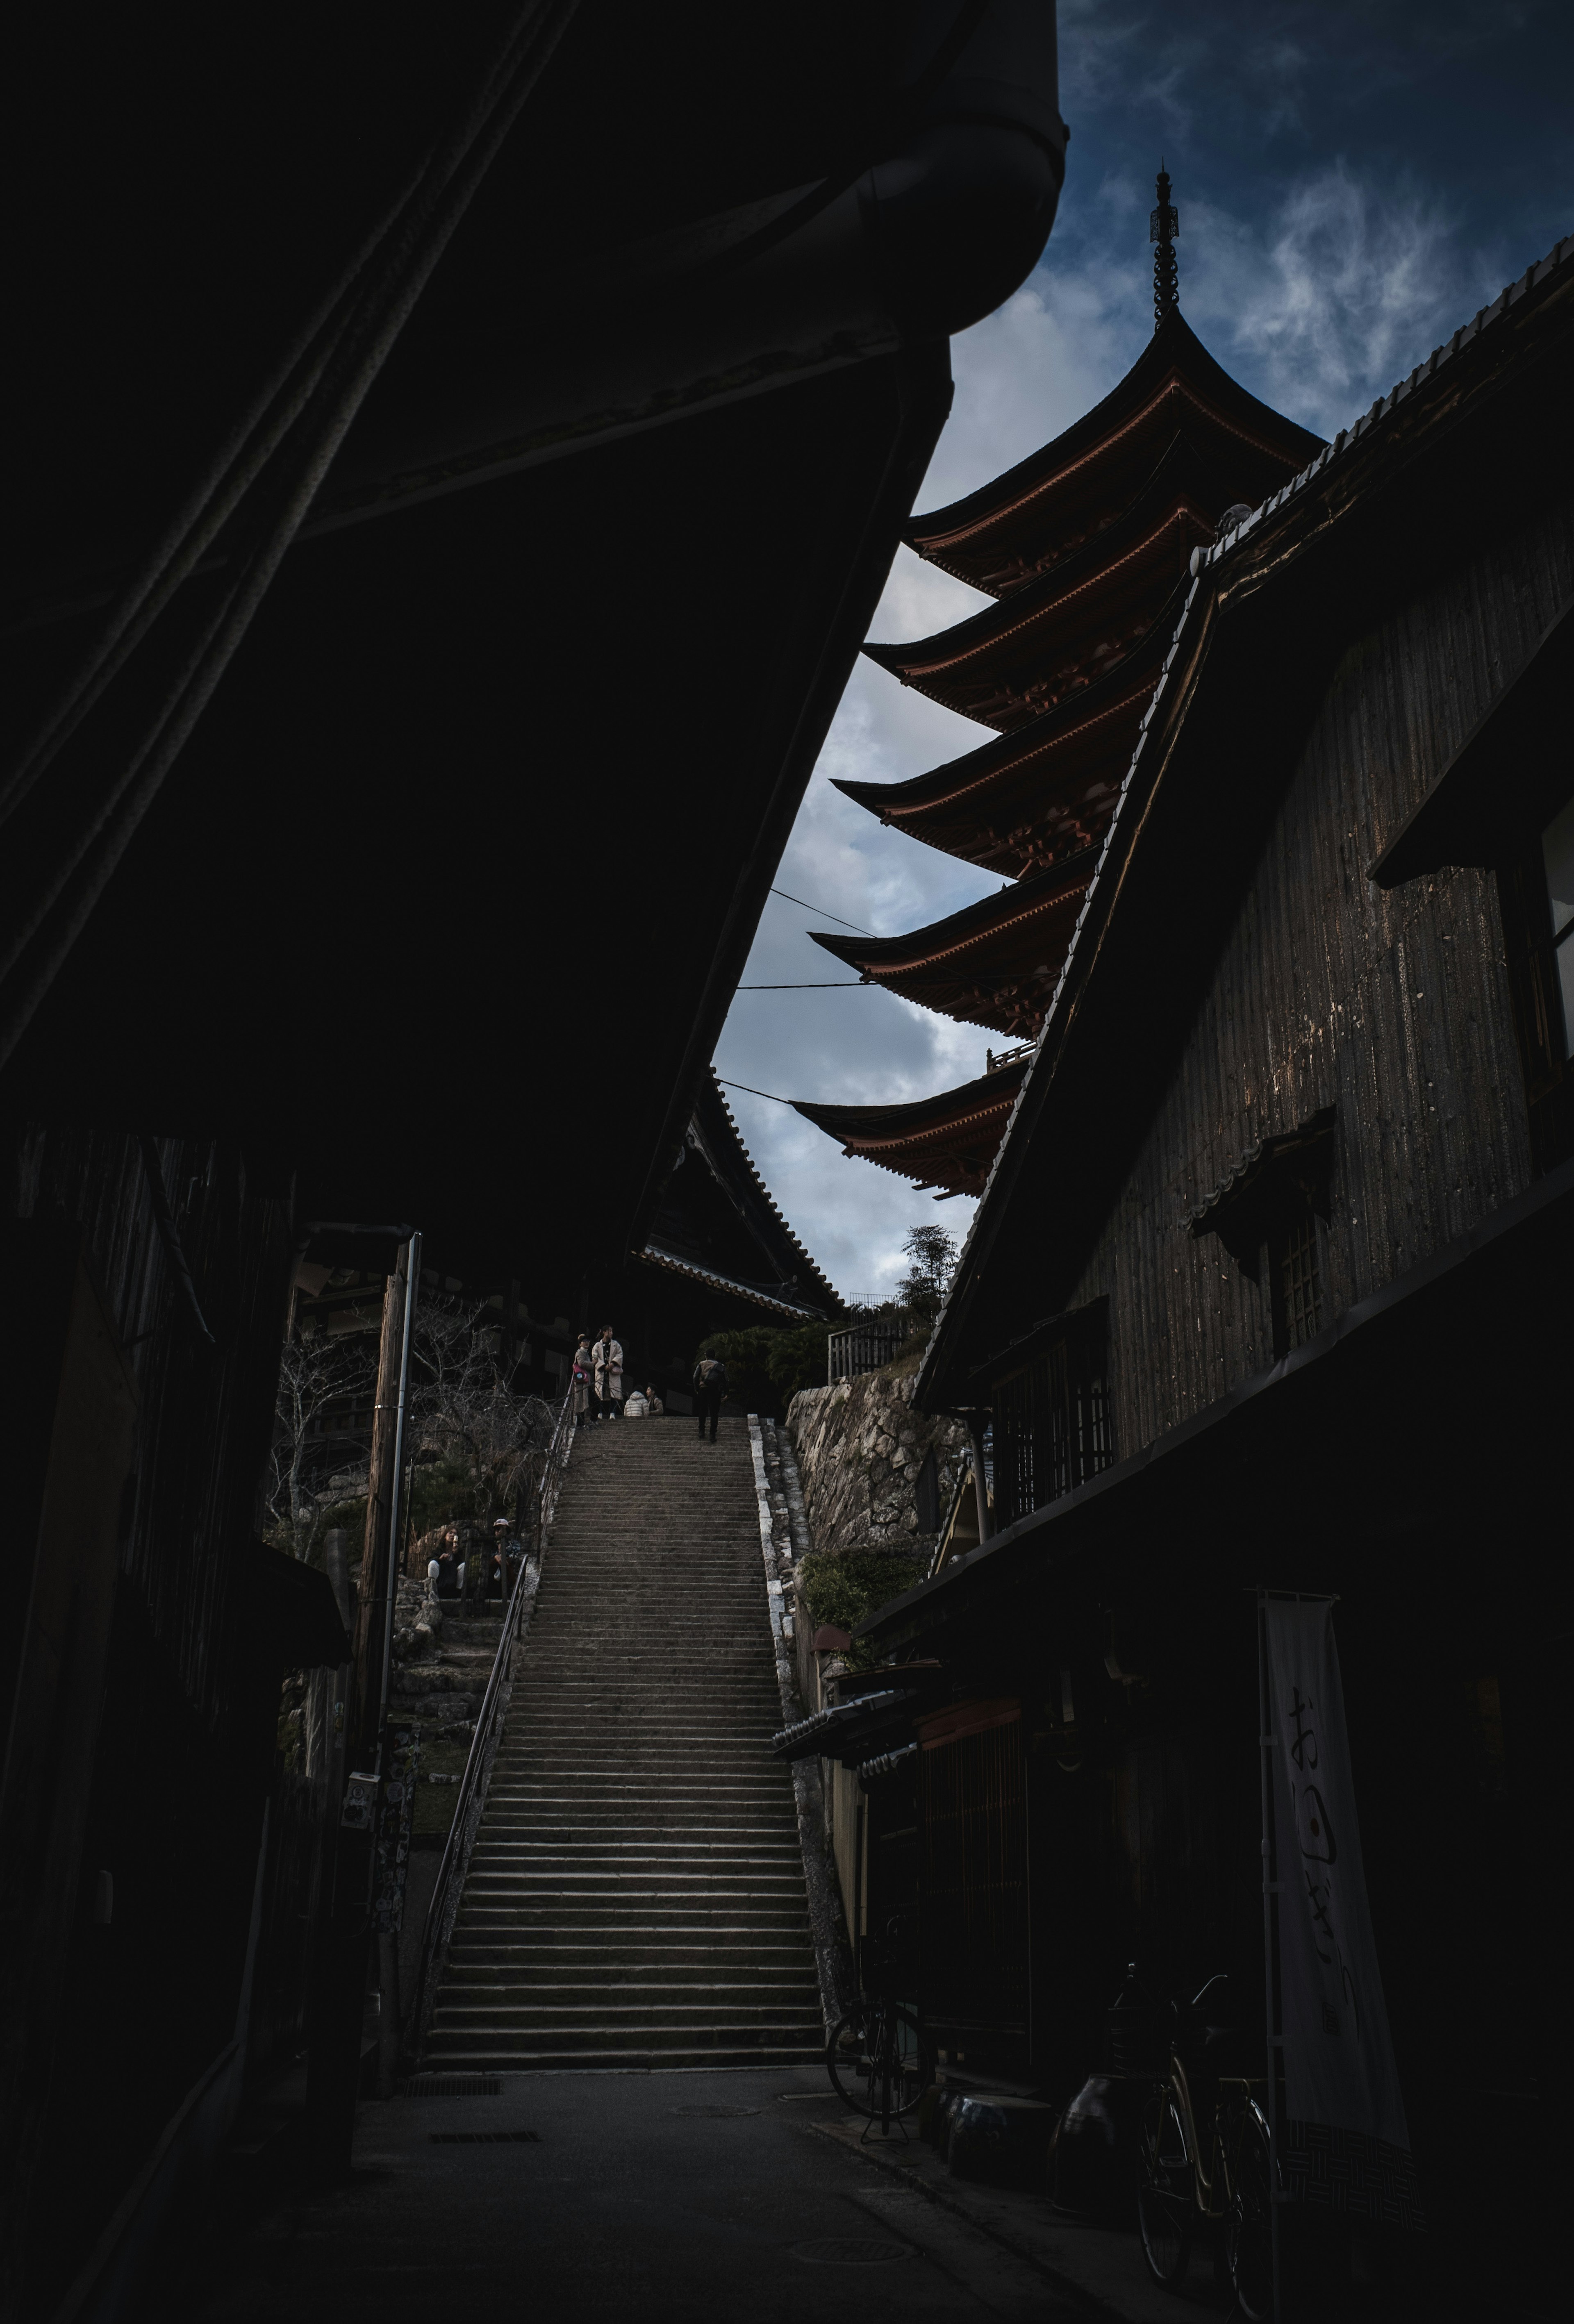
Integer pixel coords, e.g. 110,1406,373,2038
407,1293,555,1529
264,1332,377,1557
896,1223,958,1323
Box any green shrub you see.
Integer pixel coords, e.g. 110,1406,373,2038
798,1549,924,1666
696,1318,830,1416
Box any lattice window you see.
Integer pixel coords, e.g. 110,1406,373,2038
1274,1207,1322,1355
990,1302,1114,1527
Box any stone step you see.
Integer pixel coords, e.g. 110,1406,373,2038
422,1419,813,2074
432,2006,824,2040
443,1958,818,1983
475,1825,799,1844
428,2017,820,2051
455,1906,812,1931
421,2042,822,2072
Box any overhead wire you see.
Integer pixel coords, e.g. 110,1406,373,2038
767,887,874,937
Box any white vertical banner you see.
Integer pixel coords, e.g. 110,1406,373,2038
1264,1597,1425,2230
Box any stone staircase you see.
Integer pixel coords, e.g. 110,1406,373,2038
422,1417,824,2071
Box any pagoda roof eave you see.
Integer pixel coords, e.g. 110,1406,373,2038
807,851,1097,977
792,1056,1026,1144
865,435,1221,684
903,310,1324,557
806,855,1096,1035
793,1058,1029,1196
832,606,1173,844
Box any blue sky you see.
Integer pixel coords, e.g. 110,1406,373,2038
715,0,1574,1303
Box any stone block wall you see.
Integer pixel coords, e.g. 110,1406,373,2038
786,1361,968,1561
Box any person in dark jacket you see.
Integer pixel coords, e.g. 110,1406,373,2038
692,1353,727,1442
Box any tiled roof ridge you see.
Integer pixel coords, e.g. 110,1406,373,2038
703,1068,842,1309
636,1241,826,1323
1196,233,1574,573
917,224,1574,1377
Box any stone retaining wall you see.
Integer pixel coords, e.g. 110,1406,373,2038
786,1362,968,1562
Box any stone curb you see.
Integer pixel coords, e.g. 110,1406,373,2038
747,1415,853,2037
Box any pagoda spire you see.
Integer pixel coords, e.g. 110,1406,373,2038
1150,164,1178,329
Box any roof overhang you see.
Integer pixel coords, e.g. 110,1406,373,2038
868,1155,1573,1652
4,6,1069,1295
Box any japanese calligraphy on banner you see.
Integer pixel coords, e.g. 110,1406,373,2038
1264,1597,1426,2231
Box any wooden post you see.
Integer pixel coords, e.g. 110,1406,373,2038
968,1417,992,1547
350,1251,409,1760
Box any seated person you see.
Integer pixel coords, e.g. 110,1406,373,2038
645,1384,664,1415
623,1387,650,1418
430,1530,464,1598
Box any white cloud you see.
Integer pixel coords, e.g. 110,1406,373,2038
1182,166,1476,432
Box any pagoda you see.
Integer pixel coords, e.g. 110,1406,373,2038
794,173,1323,1197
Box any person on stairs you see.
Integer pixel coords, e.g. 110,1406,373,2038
594,1324,624,1419
692,1351,727,1442
622,1386,650,1418
571,1333,594,1426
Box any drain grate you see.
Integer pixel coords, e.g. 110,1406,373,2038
671,2105,760,2119
429,2130,540,2144
399,2074,502,2098
791,2240,914,2266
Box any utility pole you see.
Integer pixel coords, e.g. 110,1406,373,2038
307,1235,419,2167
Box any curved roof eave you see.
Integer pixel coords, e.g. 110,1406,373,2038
903,309,1324,553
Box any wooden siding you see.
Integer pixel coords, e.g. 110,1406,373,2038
1064,495,1574,1458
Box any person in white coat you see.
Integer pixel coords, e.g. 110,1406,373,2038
594,1326,623,1419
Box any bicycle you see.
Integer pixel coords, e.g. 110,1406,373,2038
825,1912,933,2135
1126,1973,1277,2321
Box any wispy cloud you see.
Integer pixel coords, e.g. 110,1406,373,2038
1183,167,1474,431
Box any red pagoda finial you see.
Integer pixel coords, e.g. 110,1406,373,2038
1150,164,1178,329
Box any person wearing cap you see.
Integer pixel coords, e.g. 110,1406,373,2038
490,1515,524,1596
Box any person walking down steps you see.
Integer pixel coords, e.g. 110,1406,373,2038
594,1324,624,1420
692,1351,727,1443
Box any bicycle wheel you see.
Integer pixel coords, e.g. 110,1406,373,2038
825,2003,930,2119
1137,2084,1195,2288
1226,2108,1274,2322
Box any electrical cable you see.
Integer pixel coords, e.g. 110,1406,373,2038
767,887,875,936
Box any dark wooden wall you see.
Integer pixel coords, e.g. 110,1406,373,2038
1065,493,1574,1458
4,1123,295,2321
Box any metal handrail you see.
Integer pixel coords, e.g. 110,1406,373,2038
403,1378,576,2062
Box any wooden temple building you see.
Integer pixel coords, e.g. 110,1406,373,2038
794,172,1321,1196
791,194,1574,2314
